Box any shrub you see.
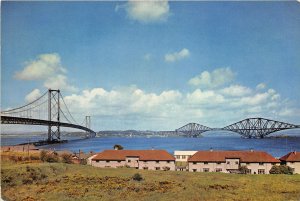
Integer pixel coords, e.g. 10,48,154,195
40,150,48,162
162,166,170,171
132,173,143,181
61,153,73,164
239,166,249,174
45,153,59,163
114,144,124,150
80,159,87,165
40,151,59,163
30,155,40,160
269,165,293,174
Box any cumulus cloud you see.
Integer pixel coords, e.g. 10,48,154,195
220,85,252,97
61,78,298,130
188,67,235,89
14,53,77,92
256,83,266,90
14,53,65,80
25,89,41,103
165,48,190,62
124,0,170,23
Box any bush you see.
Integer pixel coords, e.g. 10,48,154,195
61,153,73,164
30,155,40,160
269,165,293,174
80,159,87,165
162,166,170,171
40,151,59,163
40,150,48,162
114,144,124,150
239,166,249,174
132,173,143,181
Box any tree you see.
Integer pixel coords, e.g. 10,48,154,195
132,173,143,181
269,165,293,174
113,144,124,150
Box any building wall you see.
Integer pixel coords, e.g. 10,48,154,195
174,151,197,162
188,161,279,174
91,160,175,171
91,160,126,168
139,161,175,171
286,162,300,174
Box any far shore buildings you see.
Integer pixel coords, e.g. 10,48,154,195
91,150,175,171
280,151,300,174
188,150,280,174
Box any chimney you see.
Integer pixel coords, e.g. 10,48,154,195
250,148,254,152
293,151,296,155
210,148,213,152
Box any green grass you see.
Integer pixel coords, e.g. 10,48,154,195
1,161,300,201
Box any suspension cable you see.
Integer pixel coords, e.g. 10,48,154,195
1,90,48,113
60,93,79,125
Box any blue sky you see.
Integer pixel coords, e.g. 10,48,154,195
1,1,300,131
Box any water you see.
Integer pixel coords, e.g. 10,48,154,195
2,134,299,158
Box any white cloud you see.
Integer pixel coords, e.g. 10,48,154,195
14,53,76,92
220,85,252,97
14,53,65,80
256,83,266,90
165,48,190,62
124,0,170,23
188,67,235,89
60,76,298,130
25,89,41,103
44,74,77,92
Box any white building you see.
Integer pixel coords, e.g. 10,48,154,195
280,151,300,174
174,151,197,162
188,150,280,174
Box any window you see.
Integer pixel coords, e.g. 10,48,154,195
144,161,148,163
246,169,252,174
193,169,197,172
167,161,170,163
216,168,222,172
106,160,110,163
235,161,239,165
246,163,250,165
155,167,160,170
271,163,276,165
118,161,121,163
182,155,186,159
203,168,210,172
96,160,99,163
204,162,208,165
227,161,230,164
258,169,265,174
156,161,159,163
176,155,180,159
143,167,148,170
128,160,131,162
259,162,264,165
217,162,221,165
193,162,197,165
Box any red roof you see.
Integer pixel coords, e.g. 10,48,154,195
92,150,175,161
280,151,300,162
188,150,280,163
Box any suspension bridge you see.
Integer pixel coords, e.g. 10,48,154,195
1,89,96,142
176,118,300,138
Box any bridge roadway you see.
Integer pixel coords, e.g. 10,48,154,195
1,115,96,135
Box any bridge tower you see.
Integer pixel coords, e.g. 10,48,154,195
85,116,91,133
48,89,61,142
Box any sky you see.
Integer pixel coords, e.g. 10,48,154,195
1,1,300,131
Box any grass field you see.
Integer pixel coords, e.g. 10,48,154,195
1,154,300,201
